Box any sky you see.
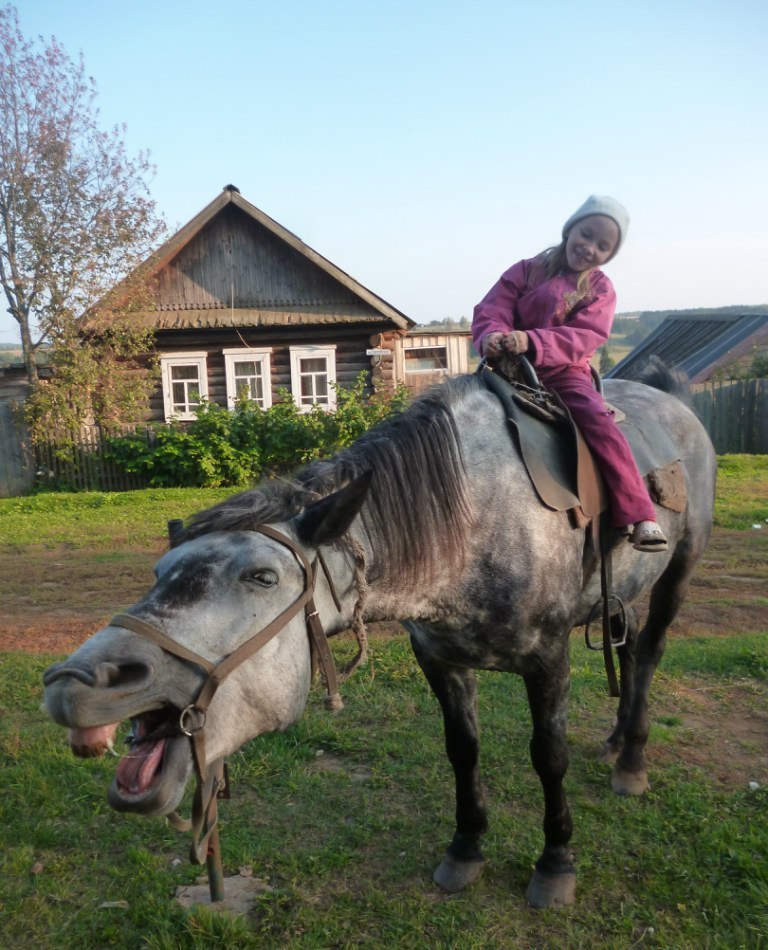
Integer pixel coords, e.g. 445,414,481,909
2,0,767,343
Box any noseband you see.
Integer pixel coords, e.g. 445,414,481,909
109,524,343,874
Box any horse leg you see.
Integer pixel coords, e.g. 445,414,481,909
409,636,488,893
612,556,692,796
600,606,640,765
523,652,576,908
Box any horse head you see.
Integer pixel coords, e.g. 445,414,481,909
42,474,372,819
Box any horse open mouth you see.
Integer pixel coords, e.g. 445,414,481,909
111,710,193,814
114,711,175,797
69,709,192,815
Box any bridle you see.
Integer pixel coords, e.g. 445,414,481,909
109,524,344,874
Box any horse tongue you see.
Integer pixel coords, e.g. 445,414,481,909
69,723,119,758
116,739,167,795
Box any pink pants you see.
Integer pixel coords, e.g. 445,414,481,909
540,367,657,528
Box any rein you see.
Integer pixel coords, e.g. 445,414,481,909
109,524,344,879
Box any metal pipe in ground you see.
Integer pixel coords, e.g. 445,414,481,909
206,825,225,903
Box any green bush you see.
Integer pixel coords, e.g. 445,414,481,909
102,375,409,488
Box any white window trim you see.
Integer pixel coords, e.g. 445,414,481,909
289,344,337,412
160,352,209,422
223,347,273,410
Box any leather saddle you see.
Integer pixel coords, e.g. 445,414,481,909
478,358,686,524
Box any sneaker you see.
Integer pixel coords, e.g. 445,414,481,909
629,520,668,553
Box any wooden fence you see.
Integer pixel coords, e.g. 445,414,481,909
33,426,151,492
1,378,766,496
690,378,768,454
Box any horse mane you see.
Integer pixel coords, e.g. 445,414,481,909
633,356,691,404
180,379,476,588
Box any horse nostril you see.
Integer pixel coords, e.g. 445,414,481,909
93,661,152,689
93,663,123,687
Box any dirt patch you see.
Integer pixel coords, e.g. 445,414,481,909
2,526,765,792
651,679,768,789
1,527,764,656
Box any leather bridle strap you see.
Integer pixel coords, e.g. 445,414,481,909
108,524,344,865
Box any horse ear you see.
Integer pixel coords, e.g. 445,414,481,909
295,471,373,547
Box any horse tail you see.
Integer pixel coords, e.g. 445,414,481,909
634,356,691,404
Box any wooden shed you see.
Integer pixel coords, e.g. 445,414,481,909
393,327,476,395
97,185,415,422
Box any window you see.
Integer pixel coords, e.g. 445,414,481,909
404,345,448,373
160,353,208,421
289,345,337,411
223,348,273,409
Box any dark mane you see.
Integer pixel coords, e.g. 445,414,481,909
180,379,476,587
633,356,690,403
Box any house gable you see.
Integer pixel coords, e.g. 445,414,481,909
115,186,412,332
155,203,378,315
88,186,414,422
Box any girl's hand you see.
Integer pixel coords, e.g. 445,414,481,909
482,332,505,358
483,331,529,359
502,331,529,355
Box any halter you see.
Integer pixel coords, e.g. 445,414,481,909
109,524,344,890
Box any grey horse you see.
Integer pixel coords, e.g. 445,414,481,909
43,363,716,908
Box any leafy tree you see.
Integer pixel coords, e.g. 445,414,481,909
0,4,165,399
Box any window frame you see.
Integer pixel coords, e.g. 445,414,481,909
160,352,209,421
223,347,274,410
403,343,449,374
289,344,337,412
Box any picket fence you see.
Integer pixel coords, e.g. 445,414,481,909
33,425,152,493
690,378,768,454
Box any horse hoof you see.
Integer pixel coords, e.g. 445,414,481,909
612,767,650,796
525,869,576,908
433,854,485,893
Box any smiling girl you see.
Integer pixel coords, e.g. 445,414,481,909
472,195,667,552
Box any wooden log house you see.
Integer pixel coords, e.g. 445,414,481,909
96,185,416,422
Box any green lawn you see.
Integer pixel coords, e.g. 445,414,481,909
0,457,766,947
1,635,767,949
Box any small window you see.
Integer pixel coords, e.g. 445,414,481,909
289,345,337,411
160,353,208,421
404,345,448,373
224,348,273,409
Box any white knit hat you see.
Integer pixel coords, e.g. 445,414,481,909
562,195,629,259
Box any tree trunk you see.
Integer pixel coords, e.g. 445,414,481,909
18,316,39,388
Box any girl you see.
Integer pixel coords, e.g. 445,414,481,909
472,195,668,552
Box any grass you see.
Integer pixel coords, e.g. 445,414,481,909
0,455,766,549
0,488,234,550
1,635,767,949
713,455,768,529
1,455,766,947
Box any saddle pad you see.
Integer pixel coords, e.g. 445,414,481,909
481,367,682,514
481,366,581,511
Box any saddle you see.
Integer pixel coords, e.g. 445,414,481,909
479,356,687,698
478,358,687,526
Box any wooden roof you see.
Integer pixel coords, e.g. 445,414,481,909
607,312,768,383
95,186,414,332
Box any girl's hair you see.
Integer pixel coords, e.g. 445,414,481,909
536,240,594,312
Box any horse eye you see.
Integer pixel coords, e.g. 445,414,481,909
244,569,278,588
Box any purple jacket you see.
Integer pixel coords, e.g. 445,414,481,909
472,258,617,376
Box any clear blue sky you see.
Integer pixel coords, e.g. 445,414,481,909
2,0,766,342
